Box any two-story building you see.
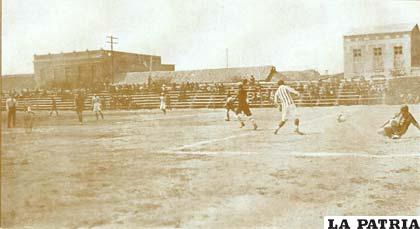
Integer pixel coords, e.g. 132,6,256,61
343,24,420,80
33,49,174,88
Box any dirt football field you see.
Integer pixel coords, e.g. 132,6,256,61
1,105,420,228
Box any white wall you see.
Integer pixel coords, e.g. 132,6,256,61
343,33,411,80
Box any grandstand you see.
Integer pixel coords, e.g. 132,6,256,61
1,79,390,111
2,65,419,111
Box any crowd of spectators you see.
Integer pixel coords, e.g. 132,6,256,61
5,76,412,110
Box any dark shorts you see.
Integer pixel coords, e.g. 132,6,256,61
236,104,252,116
225,103,235,110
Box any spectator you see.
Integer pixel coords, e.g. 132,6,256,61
6,94,18,128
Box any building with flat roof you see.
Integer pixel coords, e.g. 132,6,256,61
33,49,174,88
343,23,420,80
120,66,276,84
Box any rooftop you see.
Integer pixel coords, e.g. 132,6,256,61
345,23,418,36
34,49,160,58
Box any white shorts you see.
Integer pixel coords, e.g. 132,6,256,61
281,104,299,121
160,102,166,110
93,103,101,112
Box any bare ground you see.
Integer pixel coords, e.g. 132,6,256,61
1,105,419,228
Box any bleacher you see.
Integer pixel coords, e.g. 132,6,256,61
1,80,387,111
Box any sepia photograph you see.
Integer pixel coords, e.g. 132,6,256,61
1,0,420,228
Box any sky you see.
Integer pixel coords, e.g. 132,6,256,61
2,0,420,75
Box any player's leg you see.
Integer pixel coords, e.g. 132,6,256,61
23,113,28,132
160,103,165,114
53,107,58,116
77,110,83,124
378,126,393,138
274,121,286,135
80,111,83,124
27,113,33,134
244,106,257,130
12,108,16,128
294,118,304,135
291,105,304,135
225,108,230,121
7,110,12,128
99,110,104,119
274,106,288,134
235,108,245,127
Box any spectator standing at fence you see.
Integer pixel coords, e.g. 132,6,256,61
49,96,59,116
74,93,85,125
6,94,18,128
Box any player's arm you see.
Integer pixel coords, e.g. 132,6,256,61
380,120,390,128
410,114,420,130
273,90,279,105
287,86,300,96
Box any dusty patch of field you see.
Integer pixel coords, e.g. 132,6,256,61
1,105,419,228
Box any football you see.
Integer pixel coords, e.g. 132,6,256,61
337,113,346,123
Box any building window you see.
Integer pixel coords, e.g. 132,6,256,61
373,48,384,71
373,48,382,56
353,49,362,57
394,46,403,55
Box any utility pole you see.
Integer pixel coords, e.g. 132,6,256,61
149,55,153,72
106,35,118,84
226,48,229,69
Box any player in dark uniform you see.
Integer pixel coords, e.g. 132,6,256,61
74,93,85,125
49,96,58,116
235,83,257,130
378,105,420,139
165,93,172,111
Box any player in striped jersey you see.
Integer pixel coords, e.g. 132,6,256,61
274,80,304,135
